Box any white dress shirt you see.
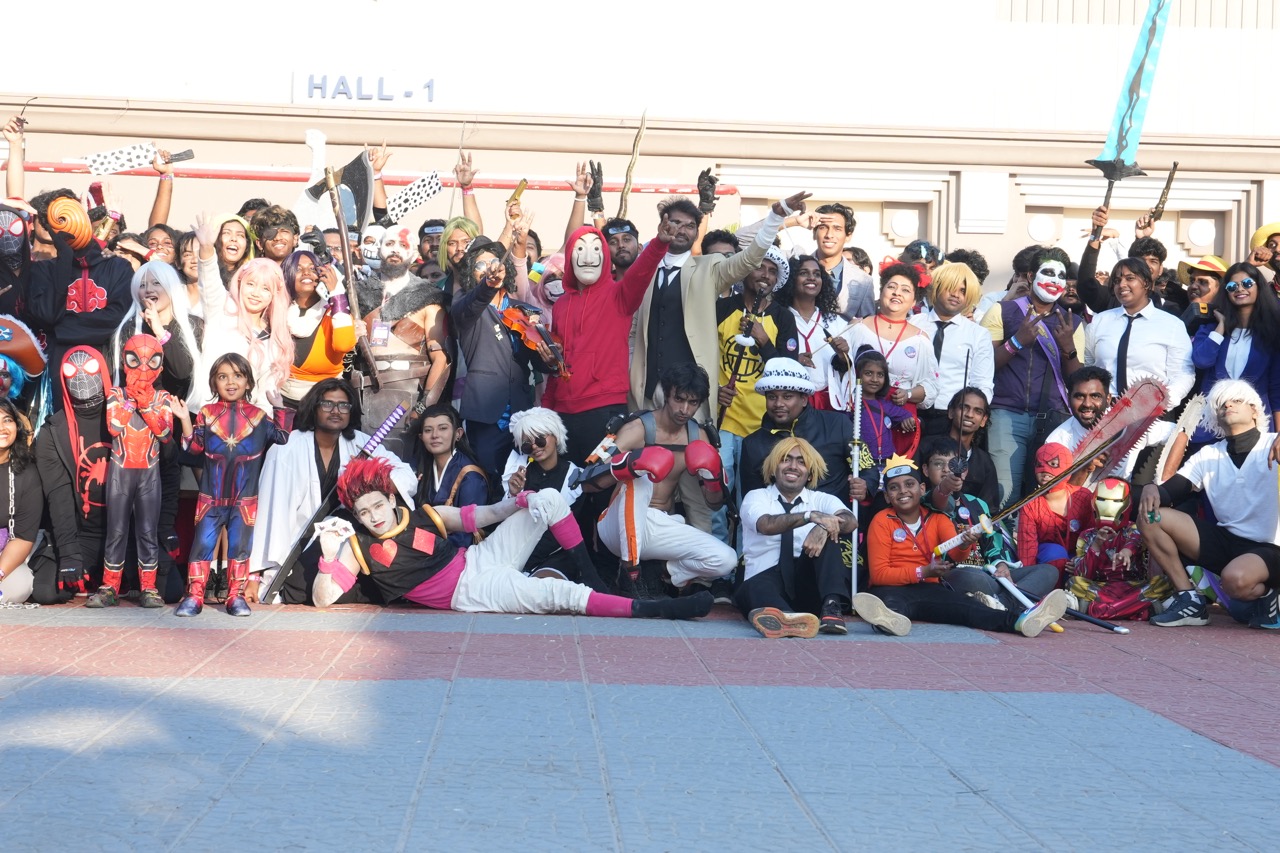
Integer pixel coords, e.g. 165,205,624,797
1045,414,1174,478
1084,301,1195,407
740,485,849,581
911,308,995,409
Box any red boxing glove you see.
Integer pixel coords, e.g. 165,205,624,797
611,445,675,483
684,439,724,492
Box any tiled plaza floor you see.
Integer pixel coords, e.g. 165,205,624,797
1,601,1277,851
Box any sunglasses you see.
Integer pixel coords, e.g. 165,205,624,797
1225,278,1256,293
519,435,548,455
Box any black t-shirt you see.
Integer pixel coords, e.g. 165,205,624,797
0,460,42,541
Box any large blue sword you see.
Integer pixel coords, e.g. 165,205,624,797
1087,0,1174,239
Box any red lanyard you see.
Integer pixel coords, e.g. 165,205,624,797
873,315,910,362
862,398,888,459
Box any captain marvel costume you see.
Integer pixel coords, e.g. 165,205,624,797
89,334,172,608
176,396,289,617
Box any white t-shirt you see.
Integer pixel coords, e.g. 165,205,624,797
1045,417,1173,479
740,485,849,580
1181,433,1280,545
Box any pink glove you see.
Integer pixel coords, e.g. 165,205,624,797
684,439,724,493
611,446,674,483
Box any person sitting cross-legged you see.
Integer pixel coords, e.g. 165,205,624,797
737,437,858,638
853,454,1069,638
1139,379,1280,628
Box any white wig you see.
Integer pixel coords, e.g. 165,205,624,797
111,259,205,408
508,406,569,453
1203,378,1267,438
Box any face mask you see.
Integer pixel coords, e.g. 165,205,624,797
121,334,164,400
572,233,604,286
0,207,28,272
1032,260,1067,303
62,347,106,410
1034,442,1073,491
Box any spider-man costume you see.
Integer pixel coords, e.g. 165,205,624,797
100,334,172,600
176,400,288,616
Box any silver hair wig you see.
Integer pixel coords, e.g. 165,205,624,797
1203,378,1267,438
508,406,569,453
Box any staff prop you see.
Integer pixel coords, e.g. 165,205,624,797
849,379,863,597
260,403,410,604
1086,0,1175,241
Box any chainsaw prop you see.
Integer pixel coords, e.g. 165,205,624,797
1071,377,1168,488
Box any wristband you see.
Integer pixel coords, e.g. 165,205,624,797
915,566,924,581
159,174,173,182
778,199,794,215
157,330,172,345
574,196,587,202
514,490,534,509
1008,336,1023,351
373,171,383,181
460,504,478,533
461,187,474,197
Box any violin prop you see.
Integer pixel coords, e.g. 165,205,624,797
716,291,766,430
499,302,571,380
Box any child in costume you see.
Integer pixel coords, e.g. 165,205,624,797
853,347,914,474
1015,443,1094,581
1066,477,1172,620
171,354,289,616
88,333,173,608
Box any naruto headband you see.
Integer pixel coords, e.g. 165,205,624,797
605,223,638,237
421,225,445,237
883,454,920,481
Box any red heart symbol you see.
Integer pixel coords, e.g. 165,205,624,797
370,540,398,566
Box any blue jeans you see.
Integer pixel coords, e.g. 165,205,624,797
987,408,1036,509
711,430,743,549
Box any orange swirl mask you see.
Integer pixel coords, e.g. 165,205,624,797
47,197,92,250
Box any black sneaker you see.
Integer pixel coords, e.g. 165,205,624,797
708,578,734,606
818,596,848,635
1150,590,1209,627
1249,587,1280,630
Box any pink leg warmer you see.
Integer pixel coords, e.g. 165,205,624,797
549,515,584,550
585,592,634,619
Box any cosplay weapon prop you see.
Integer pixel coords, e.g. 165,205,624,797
13,96,36,130
1071,377,1168,489
849,378,863,596
972,563,1064,633
953,564,1129,634
1156,394,1205,484
307,151,375,232
1086,0,1174,241
716,291,767,430
83,142,193,176
377,173,443,227
324,167,382,393
1149,161,1179,222
806,321,857,357
507,179,528,207
617,111,646,220
260,403,410,605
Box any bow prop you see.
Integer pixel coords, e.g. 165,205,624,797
1086,0,1174,240
260,403,412,605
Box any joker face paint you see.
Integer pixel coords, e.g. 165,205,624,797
1032,260,1067,303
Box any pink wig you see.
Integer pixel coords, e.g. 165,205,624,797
229,258,293,389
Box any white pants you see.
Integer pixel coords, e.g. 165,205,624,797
0,563,33,604
597,477,737,587
450,491,592,615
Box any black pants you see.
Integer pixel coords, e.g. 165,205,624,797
560,404,628,466
917,408,952,440
868,583,1020,633
465,419,515,495
734,539,848,617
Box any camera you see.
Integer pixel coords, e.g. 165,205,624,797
948,455,969,478
300,227,335,267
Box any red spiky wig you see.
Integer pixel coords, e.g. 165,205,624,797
336,456,397,509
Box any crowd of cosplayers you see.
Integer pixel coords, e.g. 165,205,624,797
0,113,1278,637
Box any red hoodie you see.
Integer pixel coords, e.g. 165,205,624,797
541,227,665,414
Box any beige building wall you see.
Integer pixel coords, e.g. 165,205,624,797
3,96,1278,294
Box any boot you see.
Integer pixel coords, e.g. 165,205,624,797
177,561,209,617
225,559,252,617
632,590,713,620
565,545,610,594
137,562,164,608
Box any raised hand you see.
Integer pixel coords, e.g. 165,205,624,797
697,167,718,214
772,191,812,217
568,161,592,196
454,151,477,188
152,143,173,176
193,212,220,249
366,141,392,173
587,161,605,213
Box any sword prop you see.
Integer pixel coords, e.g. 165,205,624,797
978,564,1064,633
1086,0,1175,240
259,403,411,604
1149,161,1179,222
849,379,863,597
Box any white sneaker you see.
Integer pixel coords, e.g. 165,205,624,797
1016,590,1068,637
852,593,911,637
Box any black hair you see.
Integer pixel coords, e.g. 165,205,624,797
814,203,856,233
776,255,840,318
659,362,710,403
281,250,321,302
1213,261,1280,336
406,402,485,478
89,206,126,232
207,352,256,398
1128,236,1167,265
322,227,342,237
921,436,963,467
237,198,271,220
853,346,891,399
458,239,518,295
175,231,199,284
294,378,362,439
250,205,301,241
1107,257,1155,296
526,229,542,261
701,229,739,254
1011,244,1046,280
0,397,33,474
602,218,638,239
108,232,144,254
945,248,990,284
661,199,703,228
419,218,446,238
1066,365,1113,394
901,240,942,267
879,262,921,288
947,386,990,415
143,223,180,248
846,246,872,272
30,188,78,233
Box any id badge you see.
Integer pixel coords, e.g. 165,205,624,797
371,321,391,347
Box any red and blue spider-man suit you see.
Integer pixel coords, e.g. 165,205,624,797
102,334,172,597
179,399,288,612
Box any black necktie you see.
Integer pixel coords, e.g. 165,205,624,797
934,320,951,362
777,495,801,599
1116,314,1137,394
659,266,678,289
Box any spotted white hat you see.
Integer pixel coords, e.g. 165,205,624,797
754,357,816,394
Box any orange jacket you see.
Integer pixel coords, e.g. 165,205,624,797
290,311,356,385
867,507,965,586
